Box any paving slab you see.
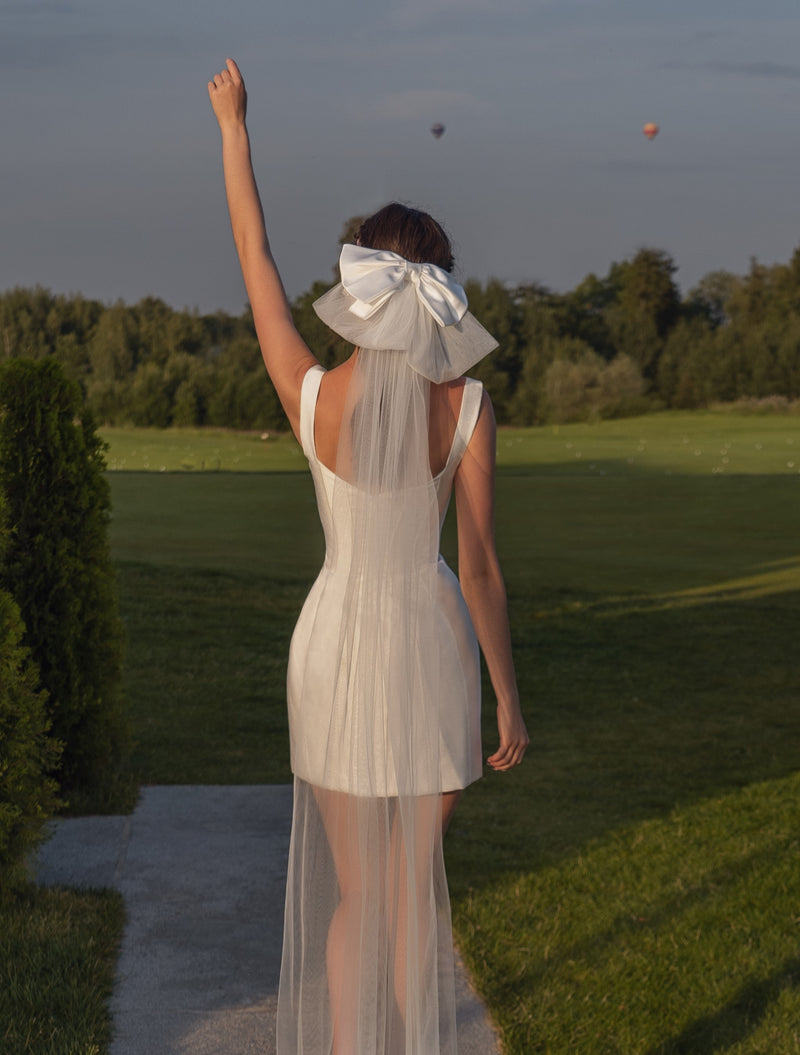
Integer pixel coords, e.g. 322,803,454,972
36,785,500,1055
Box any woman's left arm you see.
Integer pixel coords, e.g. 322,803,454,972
208,59,316,440
455,391,529,771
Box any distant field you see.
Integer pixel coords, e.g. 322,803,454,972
101,426,305,473
101,410,800,476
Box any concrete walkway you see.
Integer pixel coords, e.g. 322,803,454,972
36,785,501,1055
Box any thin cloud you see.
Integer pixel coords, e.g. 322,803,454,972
710,59,800,81
1,1,84,14
387,0,544,35
392,0,604,17
396,0,529,17
365,89,491,123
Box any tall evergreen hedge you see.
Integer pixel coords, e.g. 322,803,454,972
0,585,61,896
0,359,127,797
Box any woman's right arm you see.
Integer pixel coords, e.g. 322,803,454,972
208,59,317,441
454,390,529,771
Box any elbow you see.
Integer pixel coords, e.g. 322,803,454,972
234,230,269,264
460,562,491,591
460,557,505,600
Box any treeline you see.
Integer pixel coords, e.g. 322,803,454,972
2,243,800,428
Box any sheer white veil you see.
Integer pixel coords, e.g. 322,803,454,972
313,242,497,795
278,244,497,1055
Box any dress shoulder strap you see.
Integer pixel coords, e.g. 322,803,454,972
448,377,484,470
299,364,325,459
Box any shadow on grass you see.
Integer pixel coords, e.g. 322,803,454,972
453,770,800,1055
448,565,800,1053
494,839,786,997
586,555,800,611
447,581,800,894
116,561,304,785
489,473,800,599
646,954,800,1055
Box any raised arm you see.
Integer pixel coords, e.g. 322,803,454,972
454,390,529,771
208,59,317,440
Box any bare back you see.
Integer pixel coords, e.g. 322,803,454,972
313,353,469,480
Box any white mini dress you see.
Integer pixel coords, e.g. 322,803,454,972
286,363,484,796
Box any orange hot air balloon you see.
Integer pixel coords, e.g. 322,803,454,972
642,122,659,142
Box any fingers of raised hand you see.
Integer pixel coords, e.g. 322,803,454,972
225,57,242,81
209,59,242,93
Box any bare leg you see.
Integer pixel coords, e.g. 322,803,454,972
389,787,464,1035
388,787,463,1030
314,787,463,1053
313,787,384,1055
441,789,462,836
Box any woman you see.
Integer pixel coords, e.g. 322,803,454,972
209,59,528,1055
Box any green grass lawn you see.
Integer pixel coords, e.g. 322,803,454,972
103,412,800,1052
13,412,798,1054
0,887,124,1055
459,772,800,1054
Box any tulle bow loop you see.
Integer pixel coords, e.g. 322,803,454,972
313,244,498,382
340,244,468,327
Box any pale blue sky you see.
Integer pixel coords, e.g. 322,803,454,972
2,0,799,313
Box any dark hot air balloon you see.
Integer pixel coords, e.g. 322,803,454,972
642,122,659,142
430,123,445,140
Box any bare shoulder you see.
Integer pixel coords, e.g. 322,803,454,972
454,386,497,547
428,376,465,417
467,387,496,457
447,376,468,409
317,355,355,404
458,376,492,415
455,385,496,489
313,355,356,468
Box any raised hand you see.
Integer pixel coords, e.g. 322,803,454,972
208,58,247,131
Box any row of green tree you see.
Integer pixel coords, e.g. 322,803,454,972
2,241,800,428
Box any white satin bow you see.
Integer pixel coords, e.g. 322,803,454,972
339,244,468,327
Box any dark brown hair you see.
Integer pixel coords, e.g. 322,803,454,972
356,203,454,273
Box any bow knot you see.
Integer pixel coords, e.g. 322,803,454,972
339,244,468,327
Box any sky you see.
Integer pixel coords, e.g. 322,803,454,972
2,0,800,315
